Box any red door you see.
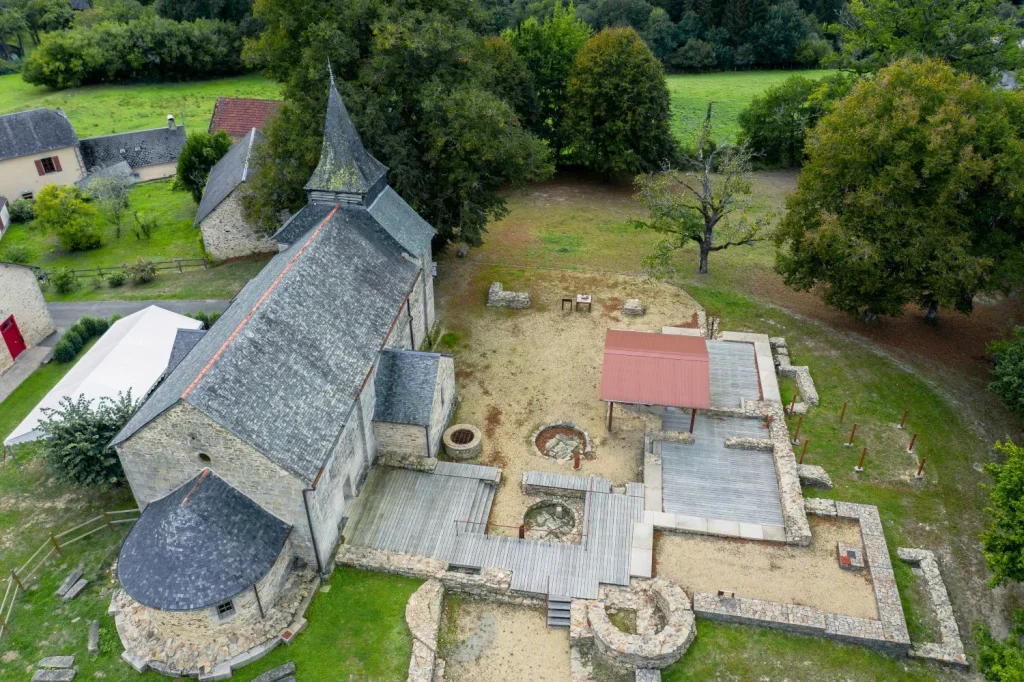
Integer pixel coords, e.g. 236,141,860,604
1,315,26,361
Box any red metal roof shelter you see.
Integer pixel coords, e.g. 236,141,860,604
600,329,711,410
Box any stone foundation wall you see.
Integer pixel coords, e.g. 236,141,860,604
405,579,444,682
770,337,819,407
796,464,833,490
486,282,531,309
376,452,438,473
896,548,968,668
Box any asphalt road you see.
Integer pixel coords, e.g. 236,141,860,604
47,299,231,334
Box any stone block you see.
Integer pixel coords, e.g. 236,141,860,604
635,669,661,682
32,670,75,682
761,525,787,542
706,519,740,537
622,299,647,317
87,620,99,654
643,511,676,529
738,523,764,540
803,498,837,516
630,547,653,579
61,579,87,602
38,657,75,669
56,568,83,598
796,464,833,490
198,663,232,681
673,515,708,534
632,523,654,551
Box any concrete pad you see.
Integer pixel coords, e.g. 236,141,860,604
761,525,787,542
630,547,653,578
673,515,708,533
738,523,764,540
644,511,676,528
706,519,741,537
632,522,654,551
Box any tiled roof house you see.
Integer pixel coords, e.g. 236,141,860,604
208,97,283,139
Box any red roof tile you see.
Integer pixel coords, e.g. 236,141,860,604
600,329,711,409
208,98,283,138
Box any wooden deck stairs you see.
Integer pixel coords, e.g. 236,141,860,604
547,594,572,628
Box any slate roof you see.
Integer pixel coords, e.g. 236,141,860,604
195,128,265,225
74,160,135,190
367,186,435,258
79,124,186,171
373,349,443,426
0,108,78,163
304,82,388,196
111,202,421,483
273,202,336,245
166,328,206,374
209,98,282,138
118,469,291,611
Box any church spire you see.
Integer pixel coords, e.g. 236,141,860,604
304,68,388,204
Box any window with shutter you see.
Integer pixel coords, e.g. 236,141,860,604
53,156,62,172
39,157,56,174
34,160,44,176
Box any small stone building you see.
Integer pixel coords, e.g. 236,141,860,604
110,76,449,677
0,262,55,375
373,349,456,459
195,128,278,261
79,115,186,182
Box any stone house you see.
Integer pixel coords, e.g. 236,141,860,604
208,97,283,140
109,77,451,675
373,349,457,459
195,128,278,261
0,262,55,375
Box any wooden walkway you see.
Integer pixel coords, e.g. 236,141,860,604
522,471,612,494
345,464,642,599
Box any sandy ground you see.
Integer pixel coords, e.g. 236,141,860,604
655,517,878,619
436,269,702,533
443,601,570,682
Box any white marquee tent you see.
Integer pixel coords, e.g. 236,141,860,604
3,306,203,446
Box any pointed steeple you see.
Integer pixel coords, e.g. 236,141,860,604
304,74,388,204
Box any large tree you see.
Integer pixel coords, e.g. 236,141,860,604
775,58,1024,322
243,0,553,247
981,441,1024,587
830,0,1023,78
175,130,232,203
39,392,136,488
562,26,675,175
504,0,592,161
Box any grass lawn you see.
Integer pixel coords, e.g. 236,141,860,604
0,180,201,270
0,73,281,137
667,69,836,143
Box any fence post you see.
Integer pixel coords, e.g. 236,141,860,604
49,535,62,556
103,512,113,531
10,572,23,590
176,259,183,273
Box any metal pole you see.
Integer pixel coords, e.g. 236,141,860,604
789,393,797,415
898,409,908,430
689,409,696,433
791,415,803,444
253,584,264,619
799,439,809,464
839,401,848,424
845,423,857,447
518,524,525,539
855,447,866,473
915,458,926,478
573,451,581,470
907,433,917,454
606,402,614,431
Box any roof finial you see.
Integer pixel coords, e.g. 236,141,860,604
327,60,335,88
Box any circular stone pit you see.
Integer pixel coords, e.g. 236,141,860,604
523,499,583,544
531,421,594,464
444,424,482,461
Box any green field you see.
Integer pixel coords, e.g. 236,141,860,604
667,69,835,143
0,73,281,137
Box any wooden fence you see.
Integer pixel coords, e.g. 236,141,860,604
0,508,140,641
38,258,209,282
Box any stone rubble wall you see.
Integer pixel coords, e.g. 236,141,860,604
896,548,968,668
621,299,647,317
376,453,438,473
486,282,531,309
797,464,834,490
405,580,445,682
770,337,820,407
723,436,774,452
199,190,279,262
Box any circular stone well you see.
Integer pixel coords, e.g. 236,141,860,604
444,424,482,461
532,422,594,463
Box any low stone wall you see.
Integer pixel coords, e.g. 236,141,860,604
770,337,820,407
723,436,774,452
797,464,833,490
377,452,438,473
896,548,968,668
486,282,531,309
406,579,444,682
583,579,695,670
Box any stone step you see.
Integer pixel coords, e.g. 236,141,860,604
56,569,83,598
38,656,74,669
32,669,75,682
252,662,295,682
61,579,87,602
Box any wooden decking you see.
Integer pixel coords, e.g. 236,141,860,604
522,471,612,494
345,463,643,599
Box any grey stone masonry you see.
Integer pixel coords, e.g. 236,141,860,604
252,662,296,682
723,436,774,452
486,282,531,309
38,657,75,669
897,548,968,668
88,621,99,654
56,568,83,598
622,299,647,317
770,337,819,407
61,579,87,602
797,464,833,490
635,670,661,682
32,670,76,682
405,579,444,682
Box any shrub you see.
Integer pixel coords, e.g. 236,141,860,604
49,266,78,294
38,392,136,488
78,316,99,338
125,257,156,285
52,340,77,363
22,16,245,89
106,270,127,287
1,244,32,264
93,317,110,335
189,311,211,329
175,131,233,203
9,199,35,223
990,327,1024,419
34,185,100,251
62,329,83,354
208,311,222,326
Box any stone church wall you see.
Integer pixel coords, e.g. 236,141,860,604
374,421,427,459
199,191,279,262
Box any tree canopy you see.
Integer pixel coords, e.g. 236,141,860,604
242,0,553,247
989,327,1024,420
39,392,136,489
981,441,1024,587
175,130,233,203
775,58,1024,321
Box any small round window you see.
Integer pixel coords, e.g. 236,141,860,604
197,453,212,464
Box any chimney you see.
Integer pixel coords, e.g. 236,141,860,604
167,114,176,130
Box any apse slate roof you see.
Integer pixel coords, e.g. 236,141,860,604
195,128,265,225
0,108,78,163
304,83,388,195
79,125,186,171
117,469,291,611
166,328,206,374
209,97,282,138
373,349,443,426
111,203,420,483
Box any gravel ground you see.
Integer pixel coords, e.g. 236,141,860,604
443,601,570,682
654,517,878,619
437,269,702,533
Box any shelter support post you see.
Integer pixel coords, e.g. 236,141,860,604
606,402,614,431
689,409,696,433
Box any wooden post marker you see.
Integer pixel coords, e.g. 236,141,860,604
799,439,809,464
104,511,113,531
839,401,848,424
518,524,526,539
49,535,62,556
791,415,803,445
907,433,918,454
844,423,857,447
573,451,581,470
915,458,926,479
898,409,908,430
788,393,797,415
855,447,867,473
9,571,23,590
